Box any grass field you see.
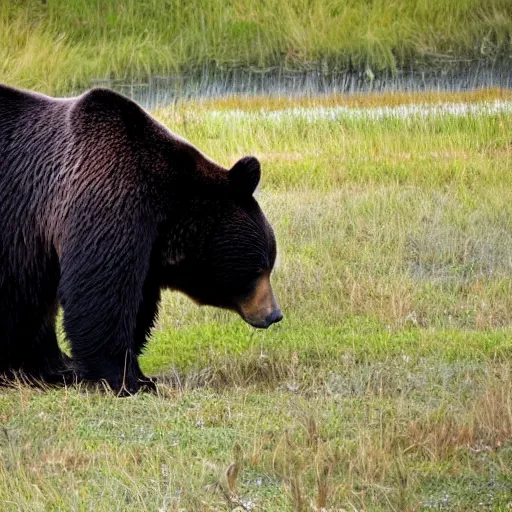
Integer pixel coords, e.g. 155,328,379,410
0,89,511,510
1,0,511,95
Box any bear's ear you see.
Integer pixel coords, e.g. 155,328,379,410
229,156,261,197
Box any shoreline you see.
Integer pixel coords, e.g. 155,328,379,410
73,62,512,108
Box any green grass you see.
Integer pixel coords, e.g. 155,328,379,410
3,93,512,509
1,0,511,94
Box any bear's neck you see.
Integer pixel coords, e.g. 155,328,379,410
159,209,214,284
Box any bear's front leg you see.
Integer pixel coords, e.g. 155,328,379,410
72,349,144,395
58,213,158,395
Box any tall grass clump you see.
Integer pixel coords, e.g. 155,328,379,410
1,0,511,94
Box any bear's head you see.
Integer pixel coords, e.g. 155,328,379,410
164,156,282,329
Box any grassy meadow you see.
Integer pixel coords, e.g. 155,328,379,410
0,89,511,510
1,0,511,94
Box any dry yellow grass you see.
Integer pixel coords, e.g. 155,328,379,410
180,87,512,112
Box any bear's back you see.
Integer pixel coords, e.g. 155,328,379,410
0,83,50,126
0,84,69,159
0,86,73,240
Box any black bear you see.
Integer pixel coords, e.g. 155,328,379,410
0,84,282,394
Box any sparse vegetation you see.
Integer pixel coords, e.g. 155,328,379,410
1,0,511,94
0,91,511,509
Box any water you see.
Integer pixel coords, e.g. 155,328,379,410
87,61,512,109
202,100,512,123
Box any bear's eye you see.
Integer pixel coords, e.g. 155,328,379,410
239,270,262,288
250,268,267,281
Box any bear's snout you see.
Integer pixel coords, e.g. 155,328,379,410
243,306,283,329
238,274,282,329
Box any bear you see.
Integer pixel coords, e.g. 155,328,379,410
0,84,282,395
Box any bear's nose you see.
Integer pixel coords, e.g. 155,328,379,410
265,308,283,327
245,308,283,329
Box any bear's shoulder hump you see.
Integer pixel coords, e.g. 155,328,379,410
70,88,147,129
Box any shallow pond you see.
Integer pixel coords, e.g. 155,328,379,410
86,62,512,109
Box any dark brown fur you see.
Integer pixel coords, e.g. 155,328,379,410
0,84,281,394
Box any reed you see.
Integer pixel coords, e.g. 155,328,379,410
1,0,511,94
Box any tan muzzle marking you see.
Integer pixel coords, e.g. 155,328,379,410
239,273,277,323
